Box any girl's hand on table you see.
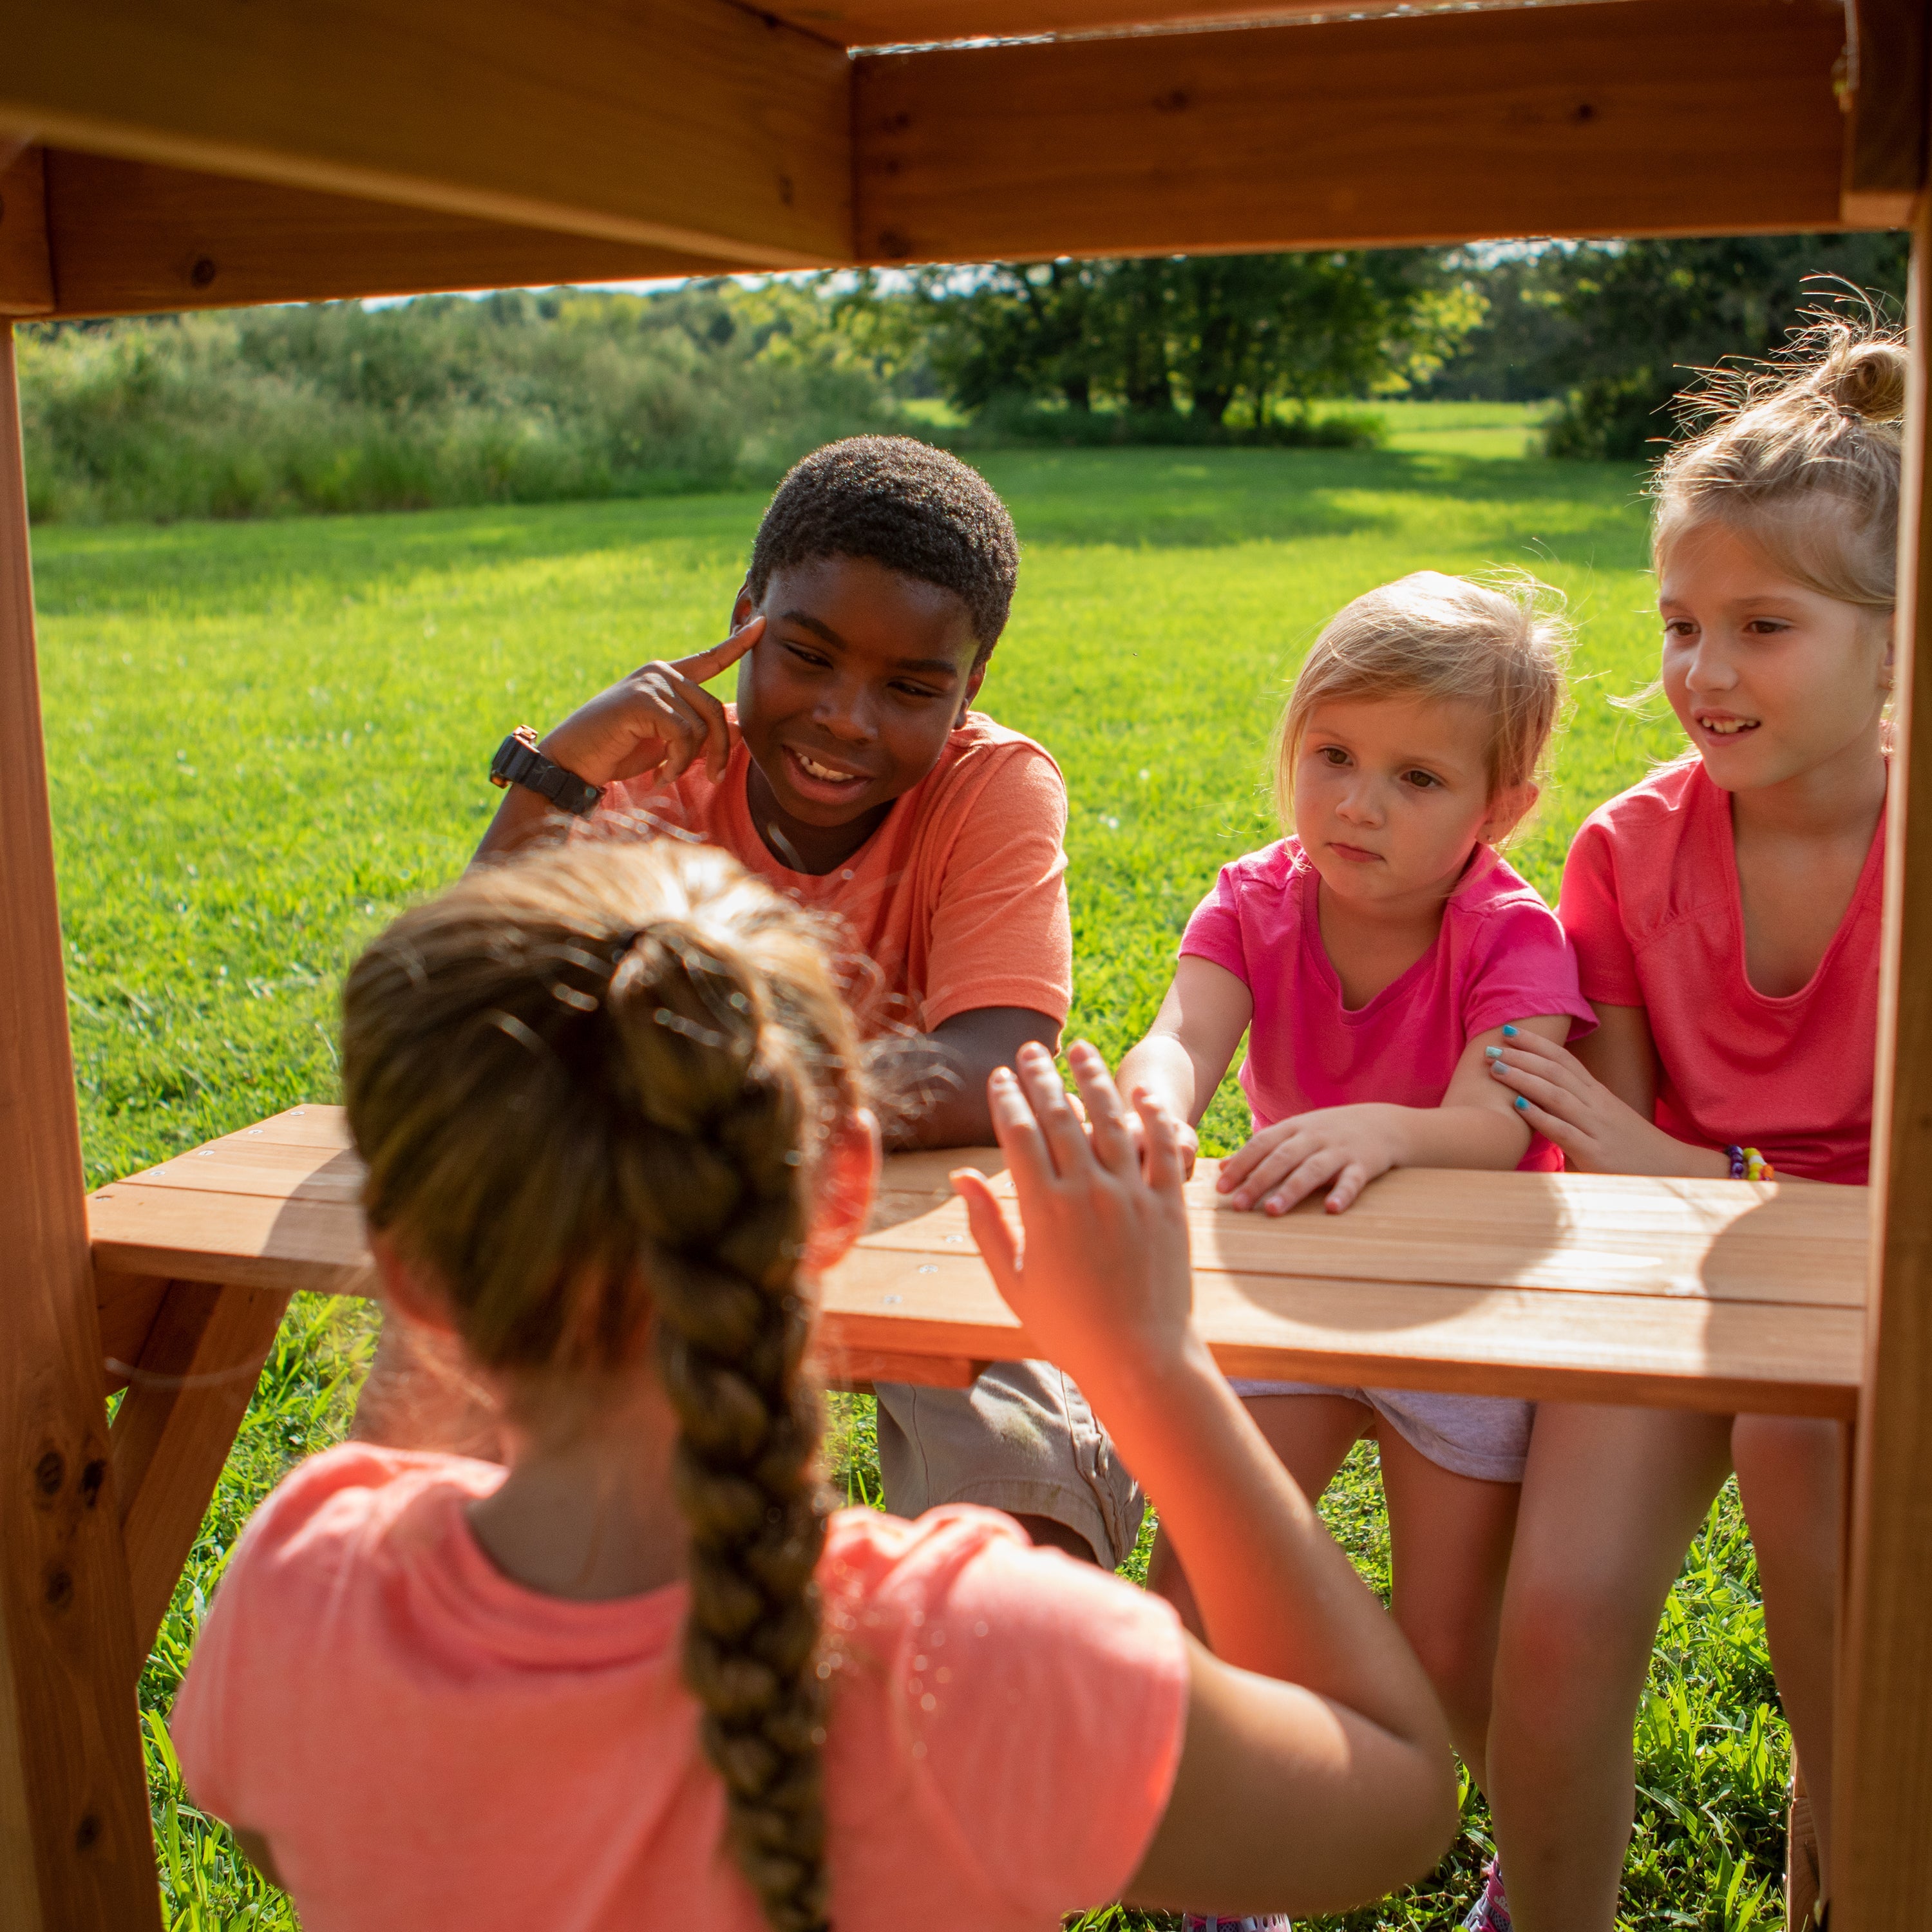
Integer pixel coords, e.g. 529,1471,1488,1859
1483,1027,1728,1178
1216,1103,1407,1215
954,1039,1195,1385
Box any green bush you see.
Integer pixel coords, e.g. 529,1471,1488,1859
20,284,899,524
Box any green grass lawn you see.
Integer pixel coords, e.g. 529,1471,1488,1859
38,431,1786,1929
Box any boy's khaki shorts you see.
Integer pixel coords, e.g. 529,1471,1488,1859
873,1362,1145,1569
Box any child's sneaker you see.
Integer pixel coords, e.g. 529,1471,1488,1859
1181,1917,1292,1931
1460,1860,1511,1931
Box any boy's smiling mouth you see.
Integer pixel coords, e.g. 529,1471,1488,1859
780,743,873,799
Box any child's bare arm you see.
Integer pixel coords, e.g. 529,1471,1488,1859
956,1043,1457,1915
1217,1014,1573,1215
1115,958,1253,1173
875,1005,1061,1148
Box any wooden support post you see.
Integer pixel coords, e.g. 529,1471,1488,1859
0,330,160,1925
110,1282,289,1667
1834,142,1932,1932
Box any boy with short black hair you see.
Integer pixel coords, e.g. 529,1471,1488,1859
377,437,1142,1569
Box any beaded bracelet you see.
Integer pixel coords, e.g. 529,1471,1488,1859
1724,1144,1776,1182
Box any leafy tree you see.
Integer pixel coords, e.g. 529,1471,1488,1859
911,248,1477,431
1535,234,1910,460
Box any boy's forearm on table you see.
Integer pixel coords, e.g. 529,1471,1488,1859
1080,1334,1442,1745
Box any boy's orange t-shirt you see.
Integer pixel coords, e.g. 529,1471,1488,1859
170,1444,1189,1932
592,708,1072,1036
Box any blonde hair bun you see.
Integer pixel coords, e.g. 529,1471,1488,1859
1653,308,1904,612
1814,337,1908,424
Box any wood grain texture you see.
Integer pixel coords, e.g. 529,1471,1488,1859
90,1106,1867,1414
764,0,1614,50
0,331,159,1929
853,0,1851,263
1842,0,1929,225
109,1282,289,1665
1833,169,1932,1931
42,153,743,320
0,146,52,316
3,0,852,268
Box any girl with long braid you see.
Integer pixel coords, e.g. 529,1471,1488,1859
171,839,1457,1931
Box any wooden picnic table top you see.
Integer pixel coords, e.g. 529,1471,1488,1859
86,1105,1869,1419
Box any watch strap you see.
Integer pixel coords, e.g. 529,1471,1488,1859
489,730,604,816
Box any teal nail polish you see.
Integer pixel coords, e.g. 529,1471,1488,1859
1514,1094,1529,1111
1484,1045,1503,1060
1502,1025,1519,1038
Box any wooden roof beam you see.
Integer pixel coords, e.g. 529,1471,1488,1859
0,147,52,317
855,0,1855,265
38,155,744,322
1842,0,1929,227
0,0,852,271
761,0,1618,53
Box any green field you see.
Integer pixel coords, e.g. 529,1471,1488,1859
39,434,1786,1929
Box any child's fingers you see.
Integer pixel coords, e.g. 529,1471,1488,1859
1323,1160,1374,1215
1226,1137,1309,1211
1493,1025,1568,1066
1066,1041,1135,1175
952,1169,1019,1287
1487,1057,1583,1121
985,1065,1053,1196
671,613,764,686
1503,1090,1584,1153
1137,1094,1186,1198
1261,1146,1345,1215
1012,1041,1090,1182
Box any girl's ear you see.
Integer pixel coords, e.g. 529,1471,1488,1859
370,1233,460,1336
1481,781,1539,847
803,1110,882,1274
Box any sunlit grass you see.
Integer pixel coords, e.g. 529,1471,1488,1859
37,435,1785,1929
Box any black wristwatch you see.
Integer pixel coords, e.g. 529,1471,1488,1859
489,728,604,816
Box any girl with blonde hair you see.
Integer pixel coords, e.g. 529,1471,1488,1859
169,838,1459,1932
1480,316,1902,1932
1118,568,1595,1931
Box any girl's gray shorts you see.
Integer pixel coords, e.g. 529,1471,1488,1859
1229,1379,1533,1484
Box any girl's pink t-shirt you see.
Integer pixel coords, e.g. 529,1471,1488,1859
1180,838,1596,1171
1558,759,1884,1184
171,1444,1188,1932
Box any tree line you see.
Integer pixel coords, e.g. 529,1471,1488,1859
840,232,1909,457
17,231,1910,523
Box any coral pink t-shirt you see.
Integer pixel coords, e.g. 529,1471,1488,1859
1180,839,1596,1171
592,708,1072,1036
1558,759,1884,1184
171,1446,1188,1932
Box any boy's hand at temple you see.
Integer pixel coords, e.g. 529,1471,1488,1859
475,618,764,860
954,1039,1457,1915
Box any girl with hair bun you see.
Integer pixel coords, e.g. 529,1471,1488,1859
167,838,1458,1932
1478,316,1904,1932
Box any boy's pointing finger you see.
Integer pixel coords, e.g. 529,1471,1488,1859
673,613,765,684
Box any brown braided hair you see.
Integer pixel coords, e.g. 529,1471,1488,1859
340,839,862,1932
